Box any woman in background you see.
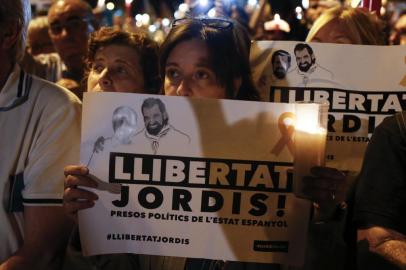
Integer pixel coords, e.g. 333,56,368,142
306,6,385,45
304,6,385,270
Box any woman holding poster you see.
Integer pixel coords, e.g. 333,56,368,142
62,27,159,269
159,16,346,270
64,17,346,270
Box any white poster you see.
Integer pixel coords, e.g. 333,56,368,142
79,92,310,266
251,41,406,172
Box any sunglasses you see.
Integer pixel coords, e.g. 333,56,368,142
172,17,233,30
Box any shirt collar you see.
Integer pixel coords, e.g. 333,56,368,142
0,65,32,111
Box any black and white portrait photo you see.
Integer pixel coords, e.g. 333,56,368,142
292,43,334,87
133,97,191,154
271,49,291,80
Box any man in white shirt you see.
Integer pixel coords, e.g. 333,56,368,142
0,1,81,269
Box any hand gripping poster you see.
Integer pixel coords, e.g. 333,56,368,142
79,92,310,266
251,41,406,172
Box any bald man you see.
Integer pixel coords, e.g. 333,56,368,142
48,0,98,88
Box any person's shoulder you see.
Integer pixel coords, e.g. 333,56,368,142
375,114,400,135
30,75,81,107
369,113,406,147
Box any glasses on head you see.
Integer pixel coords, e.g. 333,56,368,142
171,17,233,30
49,16,91,35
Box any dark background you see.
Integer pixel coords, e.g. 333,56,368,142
85,0,303,18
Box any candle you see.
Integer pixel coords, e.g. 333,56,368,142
293,102,328,199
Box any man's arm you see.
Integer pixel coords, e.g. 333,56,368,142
358,226,406,269
0,206,73,270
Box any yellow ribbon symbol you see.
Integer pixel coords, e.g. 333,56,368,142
271,112,296,156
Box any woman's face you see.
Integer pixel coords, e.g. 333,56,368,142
311,19,354,44
87,44,145,93
163,38,226,99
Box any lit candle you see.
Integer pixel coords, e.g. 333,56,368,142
293,102,328,199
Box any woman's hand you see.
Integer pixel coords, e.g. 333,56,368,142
301,166,347,204
300,166,349,221
63,165,99,222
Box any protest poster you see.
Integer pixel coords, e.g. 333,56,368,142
251,41,406,172
79,92,310,265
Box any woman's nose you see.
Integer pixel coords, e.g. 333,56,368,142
175,77,192,97
98,69,113,90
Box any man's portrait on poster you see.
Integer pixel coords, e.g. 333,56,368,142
88,97,191,163
133,97,191,155
291,43,334,87
271,50,291,80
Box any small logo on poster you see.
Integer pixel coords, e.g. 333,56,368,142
253,240,289,252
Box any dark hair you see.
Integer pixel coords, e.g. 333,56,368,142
141,98,167,116
160,17,260,101
86,27,160,94
272,50,291,64
294,43,314,56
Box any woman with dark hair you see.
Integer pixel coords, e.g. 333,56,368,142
160,17,344,270
160,17,259,101
63,17,342,270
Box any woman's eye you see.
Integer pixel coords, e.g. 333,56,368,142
195,70,210,80
165,68,180,80
116,66,128,74
92,64,104,73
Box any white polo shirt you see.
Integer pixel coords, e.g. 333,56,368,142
0,65,81,262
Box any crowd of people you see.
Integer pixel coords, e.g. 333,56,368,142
1,0,405,269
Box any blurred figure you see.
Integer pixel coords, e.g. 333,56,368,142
112,14,124,30
57,78,81,98
354,112,406,269
27,16,55,56
20,47,62,83
249,0,272,39
21,16,64,83
305,0,340,28
0,0,81,268
48,0,98,94
262,14,291,40
306,6,385,45
389,12,406,45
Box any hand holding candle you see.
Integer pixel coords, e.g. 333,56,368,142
293,102,328,199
